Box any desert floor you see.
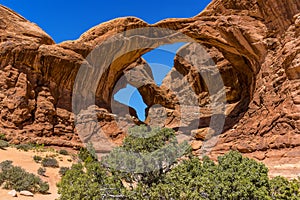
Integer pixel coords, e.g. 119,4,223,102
0,147,75,200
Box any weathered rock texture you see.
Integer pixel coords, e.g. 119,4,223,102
0,0,300,177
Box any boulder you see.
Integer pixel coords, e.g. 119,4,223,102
8,189,17,197
20,190,34,197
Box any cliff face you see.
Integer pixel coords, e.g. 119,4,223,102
0,0,300,177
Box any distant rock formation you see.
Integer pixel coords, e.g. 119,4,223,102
0,0,299,177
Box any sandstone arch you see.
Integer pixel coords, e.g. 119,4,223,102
0,0,300,177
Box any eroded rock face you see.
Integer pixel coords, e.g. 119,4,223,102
0,0,300,177
215,13,300,178
0,6,80,147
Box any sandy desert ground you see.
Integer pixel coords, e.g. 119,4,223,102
0,147,75,200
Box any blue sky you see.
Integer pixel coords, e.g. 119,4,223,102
0,0,211,43
0,0,211,120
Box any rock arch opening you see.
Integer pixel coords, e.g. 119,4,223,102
110,41,255,134
114,85,147,121
113,42,187,122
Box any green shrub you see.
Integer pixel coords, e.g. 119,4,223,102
37,167,46,176
59,149,69,155
78,142,98,163
0,134,7,140
42,157,59,168
33,155,43,163
57,162,124,200
0,161,49,194
16,143,34,151
59,167,70,176
136,151,269,199
131,151,300,199
270,176,300,199
38,182,50,194
0,160,13,171
34,143,45,151
0,140,9,149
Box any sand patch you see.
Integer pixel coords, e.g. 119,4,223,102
0,147,75,200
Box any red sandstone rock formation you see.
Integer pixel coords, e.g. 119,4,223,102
0,0,299,177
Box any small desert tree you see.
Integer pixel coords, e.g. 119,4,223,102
102,125,190,185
